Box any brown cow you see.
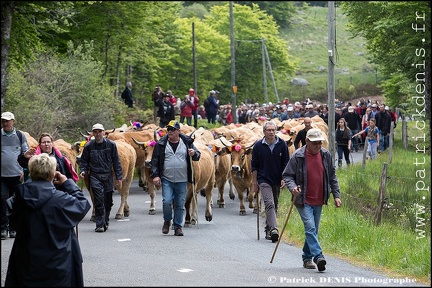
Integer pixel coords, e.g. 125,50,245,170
208,137,235,208
218,139,257,215
132,130,160,215
23,131,38,148
184,141,215,226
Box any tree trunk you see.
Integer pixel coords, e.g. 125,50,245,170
1,2,15,112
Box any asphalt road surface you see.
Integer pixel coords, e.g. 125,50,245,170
1,151,426,287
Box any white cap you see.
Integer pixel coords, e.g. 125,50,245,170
287,106,294,111
92,123,105,131
306,128,325,142
1,112,15,121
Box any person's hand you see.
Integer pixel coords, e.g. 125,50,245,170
291,185,301,196
24,147,36,158
153,177,161,190
188,149,195,156
280,180,285,188
115,179,122,187
334,197,342,208
53,171,67,185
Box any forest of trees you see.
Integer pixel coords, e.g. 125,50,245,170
1,1,430,141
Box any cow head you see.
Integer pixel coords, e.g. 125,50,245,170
132,130,158,168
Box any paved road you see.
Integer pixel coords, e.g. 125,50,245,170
2,168,426,287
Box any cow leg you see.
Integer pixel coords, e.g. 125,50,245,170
217,180,225,208
184,187,193,227
205,186,213,222
238,189,246,215
247,188,256,211
115,192,128,219
148,185,156,215
228,178,235,201
124,200,130,217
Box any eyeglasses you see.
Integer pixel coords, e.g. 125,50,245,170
167,127,177,132
309,141,322,145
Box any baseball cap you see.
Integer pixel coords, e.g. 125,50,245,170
287,106,294,111
92,123,105,131
167,120,180,130
1,112,15,121
306,128,325,142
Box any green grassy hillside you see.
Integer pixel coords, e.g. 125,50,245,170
278,6,379,102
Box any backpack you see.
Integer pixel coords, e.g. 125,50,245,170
204,97,210,109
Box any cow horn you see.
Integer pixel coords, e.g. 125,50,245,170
130,120,133,126
132,137,144,146
80,131,89,138
154,130,157,141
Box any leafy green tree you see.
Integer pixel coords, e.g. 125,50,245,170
340,2,430,118
205,3,296,104
5,41,123,142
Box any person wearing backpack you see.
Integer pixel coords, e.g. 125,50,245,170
1,112,33,240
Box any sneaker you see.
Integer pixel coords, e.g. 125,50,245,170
162,220,170,234
303,260,315,269
270,229,279,243
316,258,326,272
1,230,7,240
95,226,105,233
9,230,16,238
265,228,271,240
174,227,184,236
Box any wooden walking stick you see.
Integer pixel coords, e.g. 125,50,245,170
190,155,198,228
270,193,297,263
256,187,260,240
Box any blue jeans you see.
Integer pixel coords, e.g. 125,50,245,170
162,178,187,228
379,133,389,151
296,204,324,262
350,129,359,150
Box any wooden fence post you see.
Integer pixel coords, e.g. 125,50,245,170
388,124,394,163
362,137,369,170
374,162,388,225
402,117,408,149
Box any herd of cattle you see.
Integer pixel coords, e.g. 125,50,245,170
22,115,329,225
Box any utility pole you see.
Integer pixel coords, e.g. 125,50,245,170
262,38,268,103
192,22,197,93
264,43,279,103
230,2,237,123
328,1,336,162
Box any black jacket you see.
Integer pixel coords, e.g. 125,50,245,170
150,134,200,183
5,179,91,287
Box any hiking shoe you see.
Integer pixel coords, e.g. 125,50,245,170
174,227,184,236
270,229,279,243
265,228,271,240
9,230,16,238
316,258,326,272
1,230,7,240
303,260,315,269
162,220,170,234
95,226,105,233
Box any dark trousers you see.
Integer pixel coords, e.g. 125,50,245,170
1,176,22,232
337,145,350,166
192,110,198,128
90,174,114,229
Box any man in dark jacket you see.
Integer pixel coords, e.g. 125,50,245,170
150,120,200,236
5,153,91,287
251,120,289,243
375,105,392,152
79,123,122,233
157,93,175,128
342,106,361,151
121,81,134,108
282,128,341,272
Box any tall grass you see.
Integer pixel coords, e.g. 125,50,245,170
277,121,431,284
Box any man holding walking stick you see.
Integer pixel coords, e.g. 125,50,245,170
282,128,342,272
251,120,289,243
